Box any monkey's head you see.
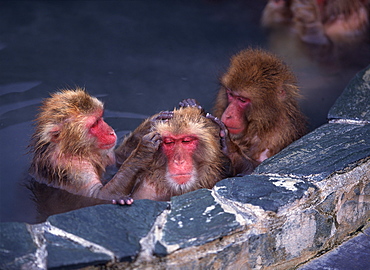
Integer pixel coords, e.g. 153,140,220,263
152,106,225,195
31,88,117,160
215,48,301,138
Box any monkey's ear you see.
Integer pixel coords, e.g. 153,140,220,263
48,125,61,143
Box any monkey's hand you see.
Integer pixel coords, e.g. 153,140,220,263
206,113,229,154
152,111,174,122
112,196,134,205
141,131,162,152
179,98,204,113
108,133,162,200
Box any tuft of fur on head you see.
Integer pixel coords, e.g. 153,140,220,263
149,106,226,196
29,88,111,186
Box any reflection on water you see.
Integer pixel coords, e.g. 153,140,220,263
27,179,111,223
0,0,369,224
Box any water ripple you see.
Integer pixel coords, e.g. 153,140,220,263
0,81,42,95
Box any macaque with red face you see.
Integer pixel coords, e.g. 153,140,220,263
213,48,307,174
29,88,147,204
115,106,231,201
261,0,369,44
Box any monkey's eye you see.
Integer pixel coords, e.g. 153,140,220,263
182,137,196,144
238,97,249,103
91,119,100,128
163,138,175,145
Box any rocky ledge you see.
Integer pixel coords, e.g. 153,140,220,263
1,65,369,270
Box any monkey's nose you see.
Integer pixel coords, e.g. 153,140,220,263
174,158,185,165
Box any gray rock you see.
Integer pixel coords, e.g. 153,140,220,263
298,225,370,270
215,175,316,212
255,123,370,181
47,200,168,262
156,189,240,254
0,222,39,270
328,65,370,122
44,231,111,269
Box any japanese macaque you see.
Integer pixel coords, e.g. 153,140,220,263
115,105,232,201
261,0,369,44
213,48,307,174
29,88,143,204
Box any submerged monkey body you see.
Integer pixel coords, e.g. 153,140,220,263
30,145,115,193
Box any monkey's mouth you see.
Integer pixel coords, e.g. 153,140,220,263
99,143,116,149
226,126,244,134
171,174,192,185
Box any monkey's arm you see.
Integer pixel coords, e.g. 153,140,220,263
104,131,162,199
227,144,257,176
115,111,172,166
77,172,133,205
206,112,256,176
115,118,153,166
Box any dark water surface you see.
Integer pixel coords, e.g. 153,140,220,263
0,0,369,223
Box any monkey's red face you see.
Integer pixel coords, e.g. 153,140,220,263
221,89,250,135
87,111,117,150
162,134,198,185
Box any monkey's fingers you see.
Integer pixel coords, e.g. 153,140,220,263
150,132,162,149
179,98,200,108
179,98,204,113
142,131,162,150
206,113,229,153
112,196,134,205
206,113,228,136
152,111,174,122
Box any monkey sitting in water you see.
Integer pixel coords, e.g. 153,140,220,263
114,103,234,201
29,88,154,205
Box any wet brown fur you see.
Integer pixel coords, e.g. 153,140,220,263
214,48,307,164
29,88,115,196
